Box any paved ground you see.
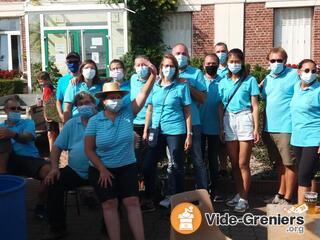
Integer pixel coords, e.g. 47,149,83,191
26,178,268,240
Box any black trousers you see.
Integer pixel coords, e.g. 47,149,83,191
134,124,147,180
47,166,88,231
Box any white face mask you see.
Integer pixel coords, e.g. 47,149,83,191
300,72,317,84
110,69,124,82
104,99,123,112
82,68,96,80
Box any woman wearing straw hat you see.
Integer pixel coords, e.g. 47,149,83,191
84,60,156,240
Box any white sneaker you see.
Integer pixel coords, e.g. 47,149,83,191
234,198,249,213
159,196,171,208
226,193,240,207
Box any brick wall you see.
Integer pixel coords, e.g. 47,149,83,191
192,5,214,57
20,16,27,72
312,6,320,64
244,3,274,67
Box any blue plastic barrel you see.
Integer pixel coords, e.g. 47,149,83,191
0,175,26,240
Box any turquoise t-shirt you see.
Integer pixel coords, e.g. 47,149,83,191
119,80,131,106
0,119,39,158
179,65,207,126
217,67,228,79
290,81,320,147
64,82,102,117
85,106,136,168
218,75,260,113
54,116,89,179
262,67,300,133
200,75,222,135
56,73,73,111
130,74,149,125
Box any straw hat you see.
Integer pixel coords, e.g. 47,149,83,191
95,82,129,99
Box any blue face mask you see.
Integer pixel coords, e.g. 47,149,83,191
162,66,176,80
136,66,149,79
77,105,96,118
270,62,284,75
67,62,79,73
8,111,21,123
175,55,188,68
228,63,242,74
217,52,227,65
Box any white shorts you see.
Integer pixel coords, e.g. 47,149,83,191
224,110,254,141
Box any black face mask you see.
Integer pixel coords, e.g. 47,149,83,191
205,65,218,77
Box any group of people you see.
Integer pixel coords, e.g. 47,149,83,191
0,42,319,240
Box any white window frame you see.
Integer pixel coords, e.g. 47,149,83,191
0,30,22,71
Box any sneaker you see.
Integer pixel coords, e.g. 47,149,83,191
278,199,291,205
141,201,156,213
212,195,224,203
226,193,240,207
159,196,171,208
264,194,283,204
234,199,249,213
41,228,68,240
34,204,47,220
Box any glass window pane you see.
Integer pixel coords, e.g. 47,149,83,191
44,13,108,27
0,18,20,31
0,35,8,70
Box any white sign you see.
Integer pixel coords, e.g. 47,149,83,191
91,37,103,46
55,43,65,53
55,54,65,63
92,52,100,63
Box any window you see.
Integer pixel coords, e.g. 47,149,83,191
0,18,20,31
162,13,192,54
274,8,312,64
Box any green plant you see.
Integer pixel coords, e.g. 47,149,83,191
250,64,270,83
0,80,24,97
31,62,62,91
190,57,203,70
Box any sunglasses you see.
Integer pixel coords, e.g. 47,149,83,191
8,107,22,111
302,68,317,74
269,59,283,63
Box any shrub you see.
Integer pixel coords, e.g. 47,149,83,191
31,62,62,91
0,80,24,97
0,70,20,80
190,57,203,70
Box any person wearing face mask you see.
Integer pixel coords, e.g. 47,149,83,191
142,54,192,212
290,59,320,205
43,92,97,239
199,53,223,201
218,48,260,212
109,59,131,106
85,60,157,240
262,47,300,206
215,42,229,79
56,52,81,123
130,55,151,191
171,43,208,196
63,59,102,123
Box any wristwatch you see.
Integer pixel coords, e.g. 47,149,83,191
187,132,193,136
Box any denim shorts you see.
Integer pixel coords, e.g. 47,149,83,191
224,110,254,141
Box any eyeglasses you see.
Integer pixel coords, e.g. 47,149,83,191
269,59,283,63
302,68,317,74
8,107,22,111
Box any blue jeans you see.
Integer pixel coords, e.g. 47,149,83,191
190,125,208,189
144,134,186,199
202,134,220,194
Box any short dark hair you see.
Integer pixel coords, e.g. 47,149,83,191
227,48,249,79
135,55,149,62
215,42,228,51
4,96,19,108
66,52,81,62
298,59,317,69
73,91,95,107
109,59,125,70
204,53,220,66
37,71,50,81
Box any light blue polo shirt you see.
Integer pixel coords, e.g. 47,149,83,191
64,82,102,117
0,119,39,158
130,74,149,125
147,80,192,135
179,65,207,126
200,75,222,135
218,75,260,113
85,106,136,168
56,73,73,111
290,81,320,147
217,67,228,79
54,116,89,179
262,67,300,133
119,80,131,106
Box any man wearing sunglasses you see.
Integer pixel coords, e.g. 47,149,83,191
0,97,50,179
262,47,300,205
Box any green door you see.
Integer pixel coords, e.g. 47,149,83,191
44,29,108,76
